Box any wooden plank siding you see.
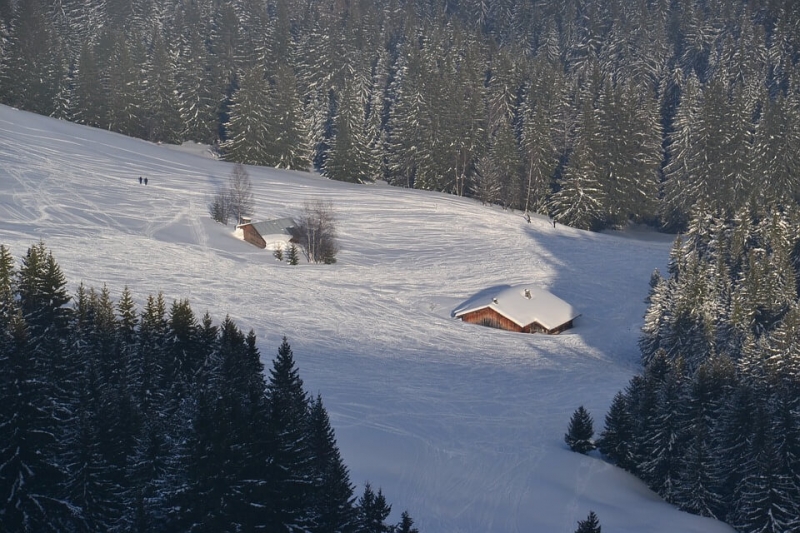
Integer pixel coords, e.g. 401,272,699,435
241,225,267,249
458,307,573,335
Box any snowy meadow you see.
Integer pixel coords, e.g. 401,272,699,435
0,105,734,533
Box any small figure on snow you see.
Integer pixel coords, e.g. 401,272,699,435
139,176,143,184
144,177,148,185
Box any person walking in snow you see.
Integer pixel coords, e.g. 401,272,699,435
139,176,143,184
144,177,148,185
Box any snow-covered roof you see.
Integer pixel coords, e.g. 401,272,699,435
453,285,580,331
241,217,296,238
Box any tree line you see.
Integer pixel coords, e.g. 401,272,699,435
1,0,798,231
589,203,800,533
0,242,418,533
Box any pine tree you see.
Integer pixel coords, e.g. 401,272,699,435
174,0,220,144
565,405,596,454
166,298,200,399
473,154,502,206
288,243,300,265
324,77,373,183
384,44,425,188
638,359,686,502
266,337,313,531
307,395,357,533
71,40,106,128
176,318,271,532
265,64,312,171
519,59,563,216
395,510,420,533
574,510,601,533
489,117,523,210
356,483,392,533
1,244,75,531
549,93,605,230
597,391,634,470
0,0,61,116
144,26,183,144
105,31,146,138
596,79,660,227
672,358,732,518
222,66,272,165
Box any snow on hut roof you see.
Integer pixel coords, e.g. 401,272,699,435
241,217,296,237
452,285,580,331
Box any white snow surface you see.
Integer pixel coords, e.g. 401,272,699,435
452,284,580,331
0,106,734,533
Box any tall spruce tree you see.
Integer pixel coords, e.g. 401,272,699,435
307,394,357,533
266,337,313,531
222,66,273,165
597,391,634,470
355,483,392,533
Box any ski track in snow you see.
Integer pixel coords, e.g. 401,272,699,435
0,106,734,533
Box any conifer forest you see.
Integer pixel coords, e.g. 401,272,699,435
3,1,800,532
0,243,412,532
1,0,798,231
598,204,800,533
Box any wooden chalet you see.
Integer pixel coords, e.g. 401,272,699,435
453,285,579,334
236,217,298,250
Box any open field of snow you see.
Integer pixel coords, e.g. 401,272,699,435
0,105,734,533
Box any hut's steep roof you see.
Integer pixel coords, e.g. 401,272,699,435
453,285,579,331
241,217,296,237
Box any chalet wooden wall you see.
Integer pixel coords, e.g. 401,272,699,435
460,308,523,333
242,225,266,249
458,308,574,335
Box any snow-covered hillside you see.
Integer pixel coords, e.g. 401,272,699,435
0,105,734,533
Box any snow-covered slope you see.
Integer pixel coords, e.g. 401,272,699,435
0,105,733,533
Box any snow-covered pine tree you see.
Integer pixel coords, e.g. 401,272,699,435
473,154,502,206
596,78,660,227
672,357,733,518
519,59,563,216
661,70,700,231
144,25,183,144
266,64,312,171
174,0,219,144
549,86,605,230
222,66,272,165
597,391,634,471
71,41,106,128
324,76,373,183
384,43,425,188
0,0,61,116
104,32,146,139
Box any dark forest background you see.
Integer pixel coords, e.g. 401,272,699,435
594,204,800,533
1,0,798,231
